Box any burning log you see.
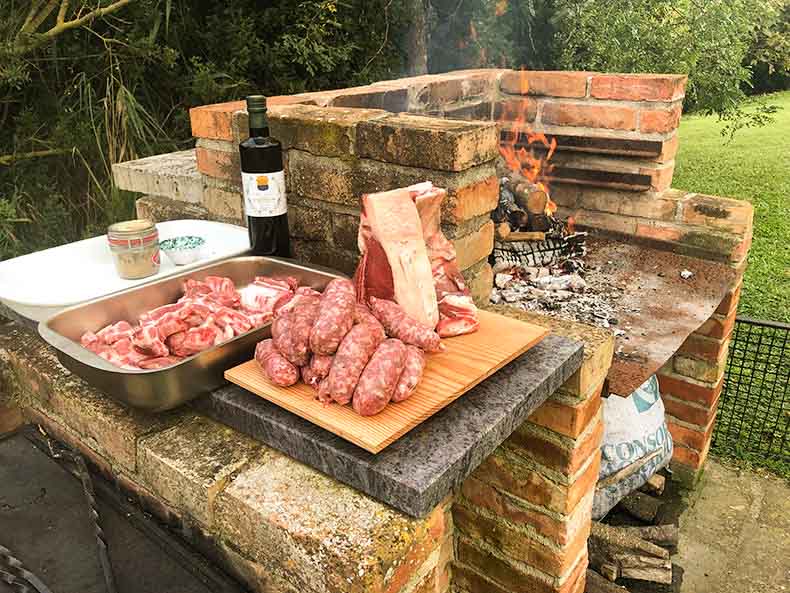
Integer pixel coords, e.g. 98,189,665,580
496,222,512,240
502,231,546,242
588,522,672,584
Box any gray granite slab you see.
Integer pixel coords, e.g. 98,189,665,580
196,333,583,518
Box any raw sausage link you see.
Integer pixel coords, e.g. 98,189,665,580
309,278,356,355
272,296,320,366
354,303,386,341
352,338,407,416
321,323,384,405
392,345,426,403
255,339,299,387
368,296,444,353
301,354,333,389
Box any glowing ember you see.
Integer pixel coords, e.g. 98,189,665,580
495,0,508,17
497,70,558,216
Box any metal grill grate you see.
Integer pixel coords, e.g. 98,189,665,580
712,317,790,465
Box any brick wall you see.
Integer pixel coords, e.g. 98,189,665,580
455,308,613,593
658,277,742,484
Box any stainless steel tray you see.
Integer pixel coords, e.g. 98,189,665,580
38,256,342,412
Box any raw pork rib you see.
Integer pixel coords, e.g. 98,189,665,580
412,182,479,337
354,182,478,337
80,274,298,370
354,187,439,328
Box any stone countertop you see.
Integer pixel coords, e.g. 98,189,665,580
196,333,583,518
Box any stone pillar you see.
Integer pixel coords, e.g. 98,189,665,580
453,312,614,593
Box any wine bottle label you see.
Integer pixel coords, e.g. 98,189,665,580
242,170,286,217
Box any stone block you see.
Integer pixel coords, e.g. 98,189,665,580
328,85,409,112
331,211,361,251
443,101,494,121
270,104,389,157
501,71,590,99
215,450,448,593
203,181,244,224
463,260,494,306
414,71,496,109
444,174,499,224
136,195,211,223
290,239,359,276
138,415,262,527
590,74,687,102
112,150,204,203
639,104,683,134
541,102,637,131
288,202,334,242
673,350,728,383
452,220,495,270
356,114,498,172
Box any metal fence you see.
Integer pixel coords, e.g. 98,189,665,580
712,317,790,465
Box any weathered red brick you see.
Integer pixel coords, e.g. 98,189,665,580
416,72,495,108
657,133,680,162
658,373,724,407
571,209,639,236
471,449,600,515
542,102,637,131
528,386,603,438
695,309,737,340
716,281,743,315
444,101,494,121
508,418,604,477
356,113,498,172
501,71,589,98
459,477,592,547
195,145,240,184
668,417,715,452
639,104,682,134
680,194,754,235
644,162,675,191
447,175,500,223
678,333,731,362
590,74,687,102
190,100,245,141
329,85,409,112
452,220,495,270
495,98,539,122
453,503,590,578
671,441,710,470
662,393,719,429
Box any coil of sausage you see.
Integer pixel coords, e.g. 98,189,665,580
272,296,320,367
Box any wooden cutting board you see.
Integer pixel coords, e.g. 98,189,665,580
224,310,548,453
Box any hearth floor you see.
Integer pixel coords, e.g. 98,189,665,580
496,236,736,396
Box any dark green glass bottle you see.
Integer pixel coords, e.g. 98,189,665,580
239,95,290,257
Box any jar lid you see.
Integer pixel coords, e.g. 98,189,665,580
108,219,156,236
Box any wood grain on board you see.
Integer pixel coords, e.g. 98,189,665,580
225,310,548,453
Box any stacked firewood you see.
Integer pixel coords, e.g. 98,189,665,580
586,473,681,593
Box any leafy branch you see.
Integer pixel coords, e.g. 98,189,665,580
14,0,135,55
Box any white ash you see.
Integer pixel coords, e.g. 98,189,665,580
680,269,694,279
490,263,629,333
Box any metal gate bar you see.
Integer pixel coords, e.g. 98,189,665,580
712,316,790,465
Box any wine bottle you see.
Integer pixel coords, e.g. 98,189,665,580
240,95,290,257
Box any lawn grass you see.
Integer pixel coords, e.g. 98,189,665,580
672,91,790,323
673,95,790,478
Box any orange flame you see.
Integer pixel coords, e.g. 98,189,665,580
495,0,508,17
497,70,557,216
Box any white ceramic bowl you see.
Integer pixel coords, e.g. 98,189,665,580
159,235,207,266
